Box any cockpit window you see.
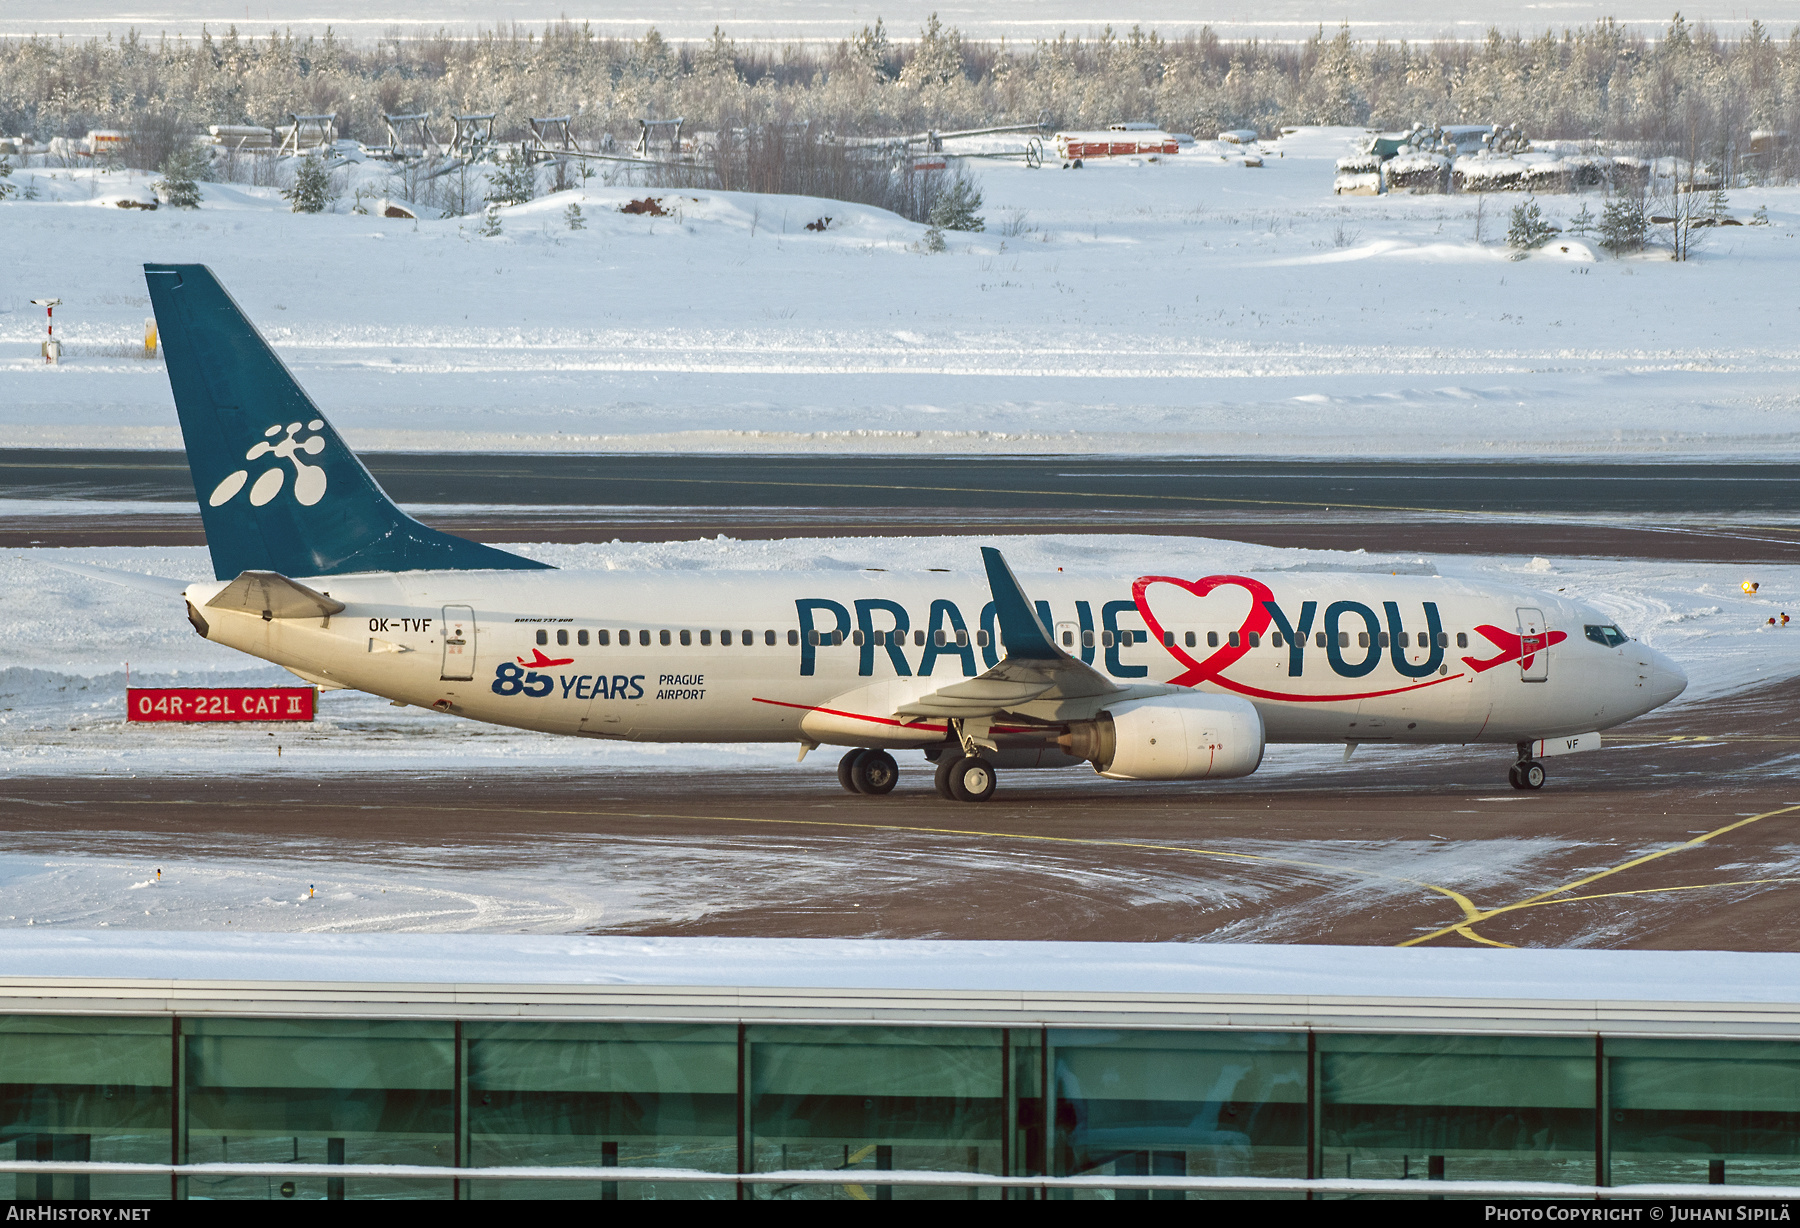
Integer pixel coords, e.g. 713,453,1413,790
1585,624,1628,648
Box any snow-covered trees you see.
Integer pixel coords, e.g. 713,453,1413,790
283,155,332,213
153,143,209,208
1507,197,1555,249
928,171,984,232
486,147,536,207
1599,194,1649,253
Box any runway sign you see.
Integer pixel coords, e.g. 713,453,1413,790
127,687,316,723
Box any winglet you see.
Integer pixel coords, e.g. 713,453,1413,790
980,547,1062,661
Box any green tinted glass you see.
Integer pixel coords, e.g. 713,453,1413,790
1607,1038,1800,1186
747,1025,1003,1200
465,1021,737,1200
1050,1029,1307,1200
0,1015,170,1201
182,1018,454,1200
1320,1033,1596,1190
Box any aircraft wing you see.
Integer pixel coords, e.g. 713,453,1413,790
204,570,346,619
894,547,1129,719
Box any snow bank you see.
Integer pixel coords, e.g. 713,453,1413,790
3,930,1797,1002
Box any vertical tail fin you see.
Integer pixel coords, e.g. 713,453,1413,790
144,263,549,580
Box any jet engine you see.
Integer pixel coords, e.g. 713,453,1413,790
1059,692,1264,780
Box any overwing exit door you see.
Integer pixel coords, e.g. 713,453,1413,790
1517,607,1548,682
441,605,475,680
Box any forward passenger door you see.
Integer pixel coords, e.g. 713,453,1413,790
1517,607,1548,682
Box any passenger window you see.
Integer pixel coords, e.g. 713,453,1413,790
1316,632,1328,648
1185,631,1197,648
660,630,672,647
1357,632,1369,648
976,630,989,647
721,630,732,646
535,629,548,646
1101,631,1114,648
1207,631,1219,648
639,630,650,646
775,630,786,646
1082,630,1095,648
934,630,946,647
597,630,610,646
1338,632,1349,648
1247,632,1259,647
577,629,589,646
1063,630,1075,647
1379,631,1389,648
747,631,756,646
852,629,865,646
556,629,568,646
1227,631,1239,647
700,630,711,646
832,630,844,646
680,630,692,646
956,629,969,647
1163,630,1175,647
1457,632,1468,648
1271,632,1283,647
1437,632,1449,648
808,630,821,646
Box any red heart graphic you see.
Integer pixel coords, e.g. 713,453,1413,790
1133,574,1276,687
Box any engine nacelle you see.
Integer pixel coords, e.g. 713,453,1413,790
1060,692,1265,781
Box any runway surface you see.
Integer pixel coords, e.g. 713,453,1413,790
10,451,1800,512
5,677,1798,950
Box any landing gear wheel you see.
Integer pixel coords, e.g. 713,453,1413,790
838,749,867,794
852,749,899,795
1507,762,1524,790
934,754,962,799
948,756,997,803
1520,760,1546,790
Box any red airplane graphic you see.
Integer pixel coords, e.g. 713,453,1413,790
516,648,575,668
1461,624,1567,674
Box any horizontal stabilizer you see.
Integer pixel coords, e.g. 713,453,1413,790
206,570,346,620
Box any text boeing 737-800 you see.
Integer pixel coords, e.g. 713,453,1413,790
133,264,1686,801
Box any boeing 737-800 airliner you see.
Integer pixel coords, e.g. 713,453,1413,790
138,264,1687,801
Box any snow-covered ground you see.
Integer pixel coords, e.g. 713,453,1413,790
4,523,1795,781
9,3,1787,44
7,128,1800,458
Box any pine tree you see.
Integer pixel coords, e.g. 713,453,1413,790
486,147,536,207
0,155,13,201
1567,202,1596,235
283,155,333,213
153,143,209,208
479,201,503,236
1751,204,1771,226
1506,197,1554,249
1598,194,1648,253
923,224,947,252
927,171,984,232
1706,185,1730,221
564,202,585,230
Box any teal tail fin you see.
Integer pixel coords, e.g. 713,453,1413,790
144,263,550,581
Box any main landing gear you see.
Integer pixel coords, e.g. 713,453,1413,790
1508,745,1547,791
833,746,1000,802
836,748,899,795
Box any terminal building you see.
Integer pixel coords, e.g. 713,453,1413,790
3,934,1798,1199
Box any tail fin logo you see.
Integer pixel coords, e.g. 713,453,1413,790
208,420,329,508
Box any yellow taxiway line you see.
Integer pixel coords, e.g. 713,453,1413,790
1400,802,1800,948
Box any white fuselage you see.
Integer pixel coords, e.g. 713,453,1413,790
184,564,1688,757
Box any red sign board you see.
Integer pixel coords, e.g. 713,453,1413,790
127,687,316,723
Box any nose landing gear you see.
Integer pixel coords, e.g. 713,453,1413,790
1508,751,1546,790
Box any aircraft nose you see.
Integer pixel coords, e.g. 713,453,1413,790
1647,648,1687,708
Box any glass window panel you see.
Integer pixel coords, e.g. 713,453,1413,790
747,1025,1003,1200
1319,1034,1595,1189
182,1018,454,1200
465,1022,737,1200
0,1015,170,1201
1607,1039,1800,1187
1050,1029,1307,1200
